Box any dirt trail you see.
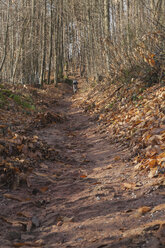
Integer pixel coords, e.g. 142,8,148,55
0,88,165,248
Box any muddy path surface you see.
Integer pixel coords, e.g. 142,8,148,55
0,89,165,248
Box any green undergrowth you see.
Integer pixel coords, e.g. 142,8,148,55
11,94,35,110
0,84,36,111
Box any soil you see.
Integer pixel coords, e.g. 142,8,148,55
0,84,165,248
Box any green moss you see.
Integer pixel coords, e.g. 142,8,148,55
10,94,35,110
12,94,22,105
22,102,35,110
0,87,36,111
1,89,12,96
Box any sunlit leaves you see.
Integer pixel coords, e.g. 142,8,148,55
80,77,165,178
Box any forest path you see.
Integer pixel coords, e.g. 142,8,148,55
1,85,164,248
32,89,164,248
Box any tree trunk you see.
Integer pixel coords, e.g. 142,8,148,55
41,0,47,86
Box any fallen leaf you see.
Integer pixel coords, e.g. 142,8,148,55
145,146,158,157
57,221,63,226
148,159,157,168
32,135,39,142
3,193,30,202
148,168,158,178
39,186,49,193
105,164,113,170
17,211,32,218
134,163,142,171
93,182,102,185
123,182,137,189
13,242,42,247
114,156,120,161
137,206,151,215
17,144,24,152
63,216,74,222
80,175,87,178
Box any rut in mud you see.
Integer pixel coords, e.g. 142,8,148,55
0,89,165,248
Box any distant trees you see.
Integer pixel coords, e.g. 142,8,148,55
0,0,164,84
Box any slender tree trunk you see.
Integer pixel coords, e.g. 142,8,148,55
11,17,28,83
104,0,110,72
41,0,47,86
48,0,53,84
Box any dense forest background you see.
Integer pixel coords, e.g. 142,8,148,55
0,0,164,86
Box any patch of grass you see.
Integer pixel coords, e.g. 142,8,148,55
22,101,35,110
10,94,22,105
10,94,35,110
1,89,12,96
0,85,36,112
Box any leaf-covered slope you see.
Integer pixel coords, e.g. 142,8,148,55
78,80,165,178
0,83,66,189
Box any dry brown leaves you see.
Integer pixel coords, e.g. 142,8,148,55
29,111,65,129
0,84,64,189
79,81,165,178
0,131,58,189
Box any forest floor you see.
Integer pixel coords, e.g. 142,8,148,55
0,79,165,248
